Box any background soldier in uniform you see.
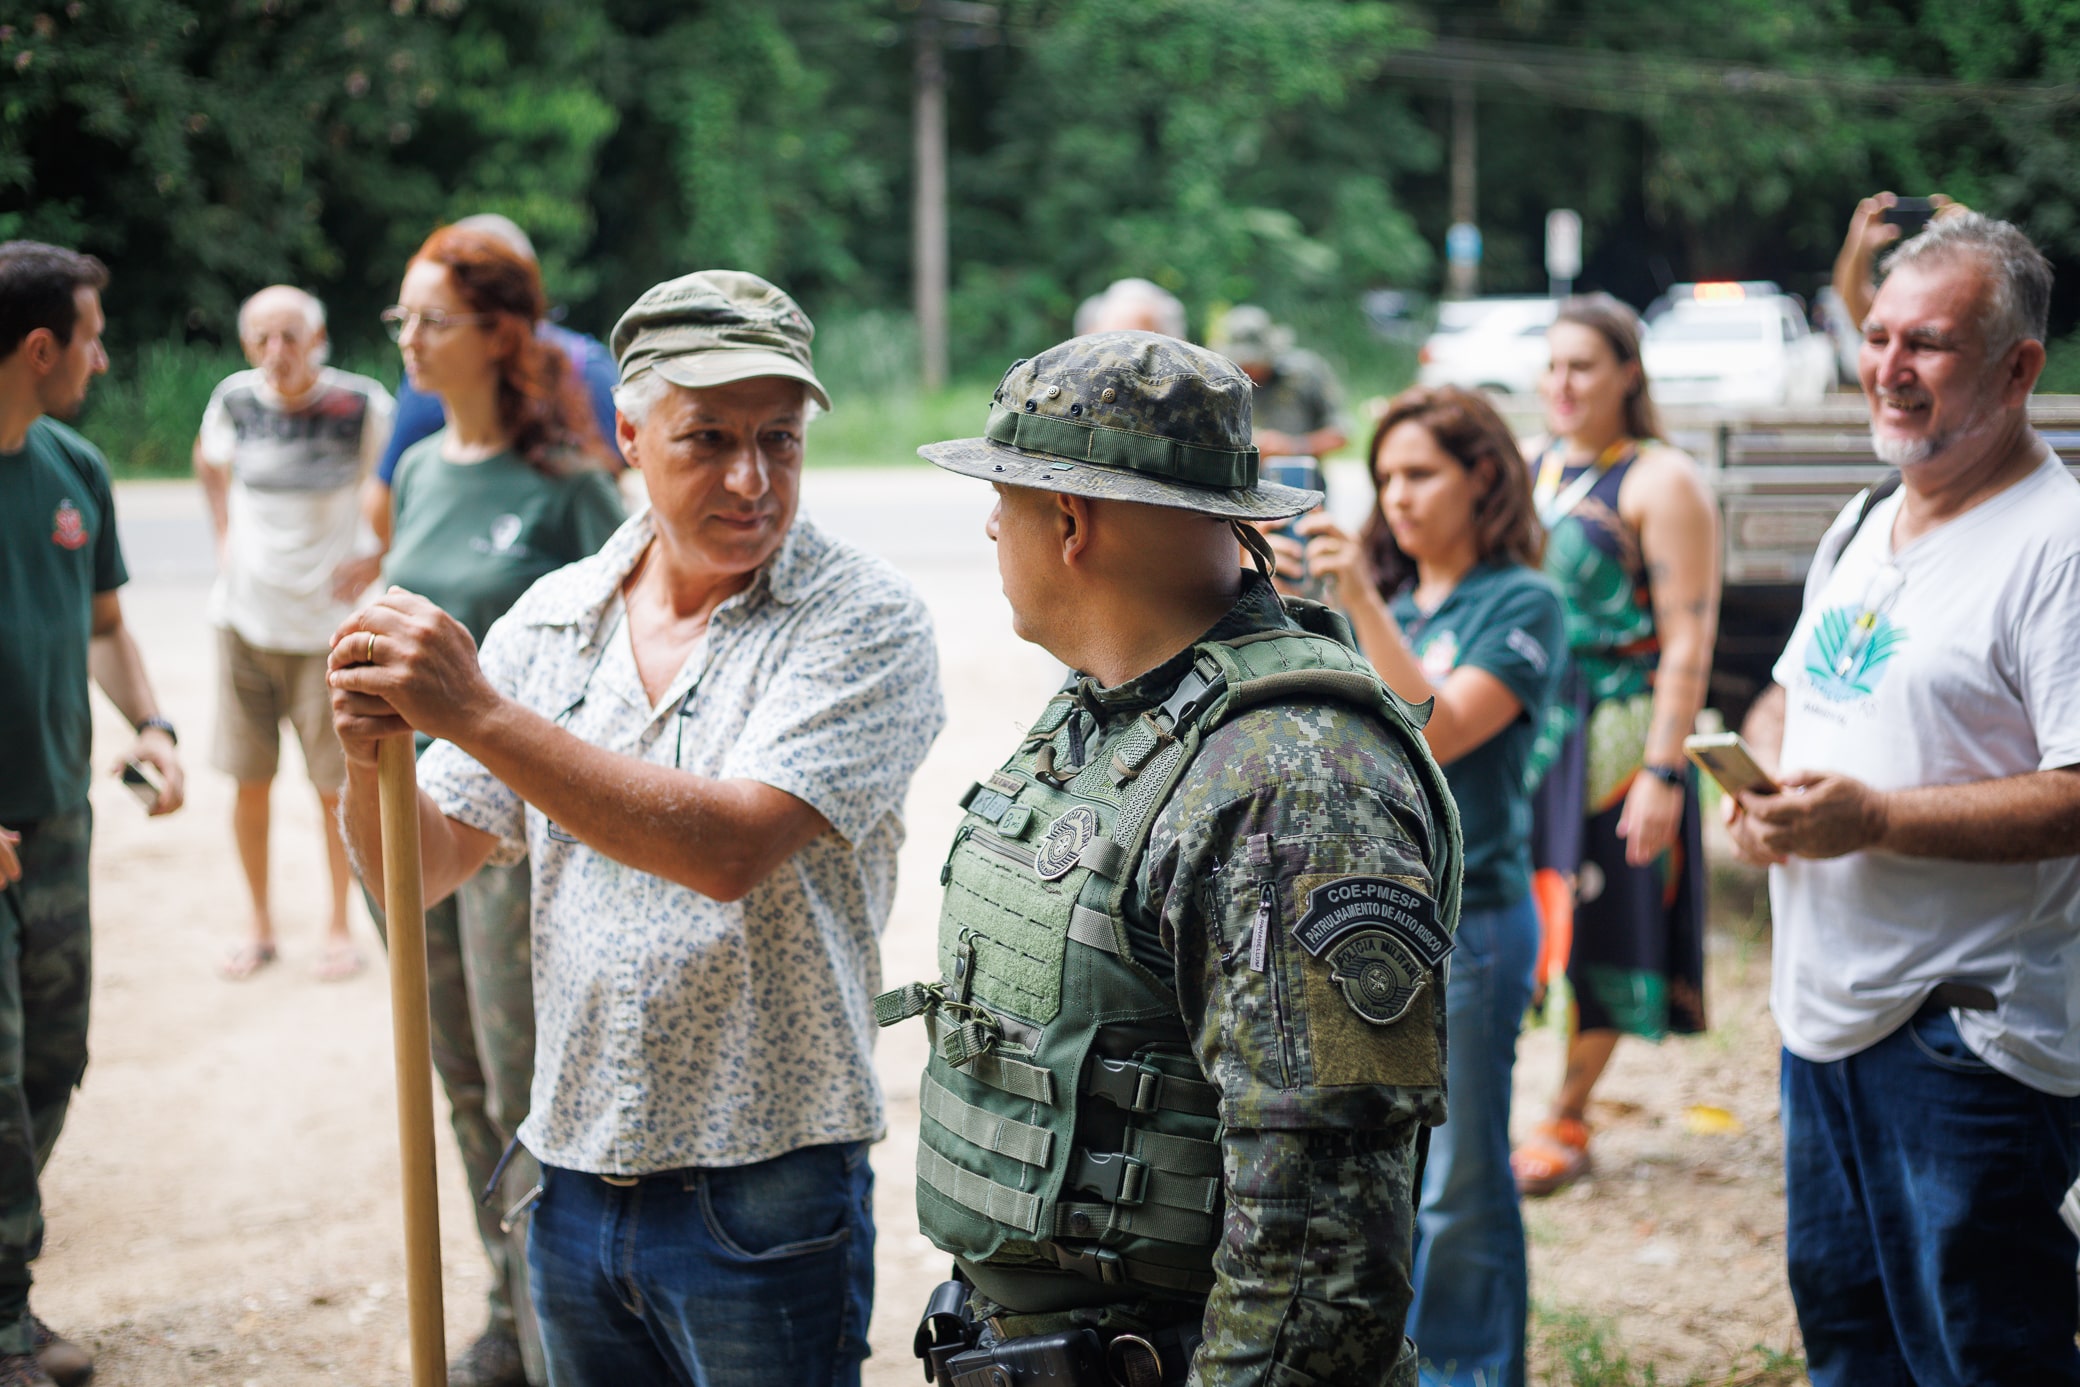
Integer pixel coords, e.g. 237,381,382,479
1210,305,1350,460
883,331,1461,1385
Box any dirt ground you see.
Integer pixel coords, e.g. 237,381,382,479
39,473,1796,1385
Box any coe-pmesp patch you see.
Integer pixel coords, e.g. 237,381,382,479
1293,877,1451,1026
1034,805,1101,881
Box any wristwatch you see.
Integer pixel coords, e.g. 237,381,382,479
1642,762,1685,789
135,715,178,746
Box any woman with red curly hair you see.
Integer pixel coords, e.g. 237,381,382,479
374,223,624,1387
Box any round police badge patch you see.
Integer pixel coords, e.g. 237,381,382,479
1326,930,1427,1026
1033,805,1100,880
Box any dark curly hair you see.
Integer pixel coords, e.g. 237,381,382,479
408,226,605,477
1359,385,1544,598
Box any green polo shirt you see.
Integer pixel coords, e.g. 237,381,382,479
1391,561,1564,910
0,418,130,822
385,436,625,645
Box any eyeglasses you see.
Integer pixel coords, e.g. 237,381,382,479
379,305,498,342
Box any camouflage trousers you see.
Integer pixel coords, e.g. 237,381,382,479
0,807,94,1357
371,858,540,1383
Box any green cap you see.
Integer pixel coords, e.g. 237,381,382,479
1209,304,1290,368
918,331,1318,521
610,269,831,411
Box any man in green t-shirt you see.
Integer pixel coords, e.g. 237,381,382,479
0,240,186,1387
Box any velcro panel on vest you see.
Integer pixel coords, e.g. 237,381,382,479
921,1071,1054,1168
918,1145,1042,1235
940,843,1071,1025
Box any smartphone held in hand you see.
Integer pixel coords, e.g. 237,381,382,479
1263,458,1327,599
119,758,164,812
1683,732,1778,797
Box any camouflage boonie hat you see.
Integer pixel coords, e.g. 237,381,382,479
610,269,831,411
918,331,1319,521
1210,304,1291,368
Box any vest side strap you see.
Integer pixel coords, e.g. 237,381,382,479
921,1071,1055,1169
1066,905,1120,955
918,1144,1043,1235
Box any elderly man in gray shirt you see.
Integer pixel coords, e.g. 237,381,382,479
329,270,945,1387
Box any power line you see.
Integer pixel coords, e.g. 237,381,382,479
1377,36,2080,111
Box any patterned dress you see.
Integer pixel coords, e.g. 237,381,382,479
1529,442,1707,1039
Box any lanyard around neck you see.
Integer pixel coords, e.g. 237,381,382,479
1534,438,1635,529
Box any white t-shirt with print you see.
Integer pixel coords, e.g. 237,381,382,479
199,367,393,653
1769,450,2080,1095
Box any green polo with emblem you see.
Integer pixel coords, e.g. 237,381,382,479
385,436,625,645
0,419,130,822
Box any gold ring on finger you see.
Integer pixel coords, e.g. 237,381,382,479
364,631,377,664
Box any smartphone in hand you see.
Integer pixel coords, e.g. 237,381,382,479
1262,458,1327,599
1683,732,1778,797
119,758,164,812
1881,196,1936,233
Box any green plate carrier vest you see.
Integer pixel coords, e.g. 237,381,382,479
876,603,1463,1312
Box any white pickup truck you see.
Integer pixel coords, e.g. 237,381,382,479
1642,282,1841,408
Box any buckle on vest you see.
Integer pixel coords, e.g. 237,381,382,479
1086,1057,1165,1114
1073,1150,1149,1206
1051,1244,1126,1286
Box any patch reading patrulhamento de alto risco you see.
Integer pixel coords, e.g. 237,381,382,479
1292,876,1452,1026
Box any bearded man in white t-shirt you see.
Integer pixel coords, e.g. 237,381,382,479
1727,214,2080,1387
193,286,393,982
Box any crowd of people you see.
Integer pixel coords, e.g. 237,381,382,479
0,191,2073,1387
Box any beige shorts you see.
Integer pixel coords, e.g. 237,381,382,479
212,627,346,790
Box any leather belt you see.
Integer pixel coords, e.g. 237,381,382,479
1918,982,1997,1017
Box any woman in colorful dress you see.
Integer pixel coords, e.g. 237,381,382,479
1280,386,1565,1387
1509,293,1721,1198
375,223,625,1387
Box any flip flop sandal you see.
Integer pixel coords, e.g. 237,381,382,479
219,941,279,981
315,942,366,983
1512,1117,1591,1198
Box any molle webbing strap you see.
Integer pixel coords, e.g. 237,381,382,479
918,1145,1042,1234
874,982,936,1028
921,1071,1055,1168
927,1013,1057,1104
984,404,1260,489
1128,1127,1223,1177
1066,905,1120,956
1077,838,1126,879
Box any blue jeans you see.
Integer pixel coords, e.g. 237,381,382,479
1409,894,1540,1387
527,1141,874,1387
1783,1009,2080,1387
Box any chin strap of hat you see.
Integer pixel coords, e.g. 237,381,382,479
1230,519,1277,586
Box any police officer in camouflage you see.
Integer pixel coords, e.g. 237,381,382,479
883,331,1462,1386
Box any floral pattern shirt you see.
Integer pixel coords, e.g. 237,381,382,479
419,509,946,1173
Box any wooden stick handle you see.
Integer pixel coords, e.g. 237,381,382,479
377,735,447,1386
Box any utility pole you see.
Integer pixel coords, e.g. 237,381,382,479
913,4,948,391
1446,80,1479,299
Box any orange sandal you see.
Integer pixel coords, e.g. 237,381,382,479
1512,1117,1591,1198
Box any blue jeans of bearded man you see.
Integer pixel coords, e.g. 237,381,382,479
1783,1007,2080,1387
1409,895,1540,1387
371,858,541,1381
0,807,95,1357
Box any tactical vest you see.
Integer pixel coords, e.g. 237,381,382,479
877,603,1463,1314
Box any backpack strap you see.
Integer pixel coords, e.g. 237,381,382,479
1815,473,1902,582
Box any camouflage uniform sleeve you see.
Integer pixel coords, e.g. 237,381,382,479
1136,703,1447,1386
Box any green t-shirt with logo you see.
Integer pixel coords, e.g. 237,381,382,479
1390,561,1564,911
385,435,625,645
0,418,130,821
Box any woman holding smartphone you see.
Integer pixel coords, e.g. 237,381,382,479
375,223,624,1387
1511,293,1721,1200
1278,385,1564,1387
